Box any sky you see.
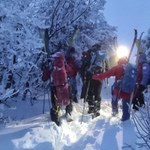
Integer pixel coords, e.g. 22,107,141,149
104,0,150,49
0,77,148,150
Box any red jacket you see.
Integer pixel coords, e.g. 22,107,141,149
66,57,78,77
92,64,131,100
42,64,74,82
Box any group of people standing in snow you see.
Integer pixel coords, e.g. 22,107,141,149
42,43,150,126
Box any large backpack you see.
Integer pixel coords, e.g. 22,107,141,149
120,63,137,93
90,50,107,74
51,52,70,106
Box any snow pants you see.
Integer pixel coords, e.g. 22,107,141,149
68,76,78,103
50,86,72,126
112,95,130,121
86,79,102,113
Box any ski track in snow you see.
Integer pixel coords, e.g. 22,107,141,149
0,81,146,150
0,98,142,150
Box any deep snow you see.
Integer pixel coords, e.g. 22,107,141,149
0,77,147,150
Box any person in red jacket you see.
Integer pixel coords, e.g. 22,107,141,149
42,51,73,126
92,56,131,121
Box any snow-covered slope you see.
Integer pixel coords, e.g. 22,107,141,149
0,78,147,150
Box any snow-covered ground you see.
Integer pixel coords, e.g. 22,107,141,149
0,78,147,150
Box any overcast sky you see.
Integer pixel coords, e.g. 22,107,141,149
104,0,150,48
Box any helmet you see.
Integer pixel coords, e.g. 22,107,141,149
52,51,65,67
118,56,127,65
66,46,76,59
52,51,64,60
145,49,150,63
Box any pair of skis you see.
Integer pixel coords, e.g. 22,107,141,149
128,30,144,111
128,29,144,63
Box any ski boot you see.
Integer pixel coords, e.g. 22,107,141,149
92,110,100,119
50,107,60,126
73,96,78,103
65,103,73,122
88,106,94,114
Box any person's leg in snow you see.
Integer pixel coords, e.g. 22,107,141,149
68,76,78,103
121,100,130,121
87,80,101,118
65,102,73,122
50,107,60,126
111,95,119,116
93,80,102,117
65,102,73,115
50,86,61,126
72,76,78,103
87,79,95,114
87,99,100,118
92,100,101,118
87,99,94,114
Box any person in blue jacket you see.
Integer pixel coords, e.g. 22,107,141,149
132,50,150,110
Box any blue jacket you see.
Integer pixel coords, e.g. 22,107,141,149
141,63,150,87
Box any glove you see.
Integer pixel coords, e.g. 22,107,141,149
132,84,145,111
42,69,51,82
86,71,93,80
92,73,103,80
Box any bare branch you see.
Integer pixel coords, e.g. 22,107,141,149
49,0,61,34
49,0,95,39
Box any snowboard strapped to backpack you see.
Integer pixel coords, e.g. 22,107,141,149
119,63,137,93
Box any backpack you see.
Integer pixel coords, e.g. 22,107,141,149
141,62,150,86
51,52,70,106
90,50,107,74
148,63,150,85
120,63,137,93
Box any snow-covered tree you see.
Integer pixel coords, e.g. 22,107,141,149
0,0,116,101
0,0,44,100
27,0,116,54
142,29,150,50
132,29,150,149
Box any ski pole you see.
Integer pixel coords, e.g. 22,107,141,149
42,85,46,114
47,84,52,110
